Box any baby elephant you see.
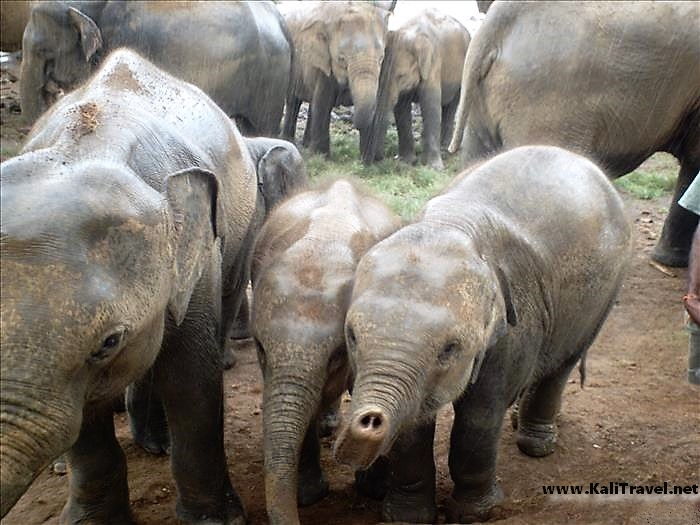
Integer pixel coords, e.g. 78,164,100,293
334,146,631,523
251,179,401,525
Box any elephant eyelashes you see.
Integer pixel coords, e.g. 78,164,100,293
89,327,127,363
438,342,460,365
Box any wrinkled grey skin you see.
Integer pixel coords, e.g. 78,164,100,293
368,9,470,169
20,0,291,135
448,1,700,267
252,179,400,525
0,0,30,52
334,146,631,523
282,2,389,156
125,136,308,457
1,49,259,524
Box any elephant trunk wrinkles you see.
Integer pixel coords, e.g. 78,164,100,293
334,352,424,469
19,54,47,125
263,368,323,525
0,382,81,517
347,57,381,131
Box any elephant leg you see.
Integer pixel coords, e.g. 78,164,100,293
282,96,302,143
61,408,133,524
308,77,337,155
297,420,329,507
441,97,459,150
126,369,170,456
447,389,507,523
516,363,576,458
228,293,251,342
381,420,437,524
153,308,244,523
652,161,699,267
419,86,444,170
395,95,415,165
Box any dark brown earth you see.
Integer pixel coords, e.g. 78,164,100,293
2,57,698,525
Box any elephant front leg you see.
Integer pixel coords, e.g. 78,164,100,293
419,86,444,170
394,94,415,165
308,76,337,155
381,420,437,524
61,407,133,524
447,392,507,523
516,363,576,458
297,420,329,506
154,316,244,524
652,161,699,267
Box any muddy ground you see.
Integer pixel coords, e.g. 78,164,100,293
1,59,698,525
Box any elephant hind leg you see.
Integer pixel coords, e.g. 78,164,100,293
516,362,576,458
652,160,699,268
126,370,170,456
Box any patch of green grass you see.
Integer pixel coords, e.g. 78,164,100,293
304,122,460,221
614,153,678,200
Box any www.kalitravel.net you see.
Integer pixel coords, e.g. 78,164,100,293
544,481,700,501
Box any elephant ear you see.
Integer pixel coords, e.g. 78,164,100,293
298,18,331,77
165,167,221,326
68,7,103,63
414,34,433,81
258,145,308,214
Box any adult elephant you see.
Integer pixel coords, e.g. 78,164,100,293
281,1,390,156
448,0,700,267
367,9,470,169
1,48,259,524
20,0,292,135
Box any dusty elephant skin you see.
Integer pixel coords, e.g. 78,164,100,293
0,49,259,524
367,9,470,169
282,2,389,157
20,0,291,134
448,0,700,267
334,146,632,523
126,136,308,453
251,179,400,525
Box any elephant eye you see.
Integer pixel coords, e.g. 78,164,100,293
438,342,461,366
90,327,127,363
345,325,357,351
255,339,267,370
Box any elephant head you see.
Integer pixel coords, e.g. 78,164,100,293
296,2,390,130
244,137,308,214
20,2,105,123
333,224,517,469
0,156,221,516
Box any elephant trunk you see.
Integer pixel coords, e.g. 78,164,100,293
263,366,323,525
347,57,381,131
0,381,81,517
334,352,422,470
19,54,48,125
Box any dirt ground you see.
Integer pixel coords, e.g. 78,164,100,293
2,59,699,525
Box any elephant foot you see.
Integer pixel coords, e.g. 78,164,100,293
516,421,557,457
354,456,390,500
381,480,437,524
446,482,504,523
397,153,417,165
651,245,688,268
426,157,445,171
297,470,329,507
176,489,246,525
132,423,170,456
222,346,237,370
61,501,135,525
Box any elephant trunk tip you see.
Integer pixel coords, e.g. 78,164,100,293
333,407,389,469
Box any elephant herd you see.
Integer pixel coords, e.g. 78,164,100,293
0,1,697,525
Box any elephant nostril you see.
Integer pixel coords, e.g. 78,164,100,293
360,414,382,429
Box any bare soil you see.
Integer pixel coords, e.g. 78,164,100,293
2,60,698,525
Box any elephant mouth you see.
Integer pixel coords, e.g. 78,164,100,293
42,62,66,106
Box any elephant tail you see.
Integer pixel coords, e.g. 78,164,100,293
447,44,497,154
578,348,588,388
